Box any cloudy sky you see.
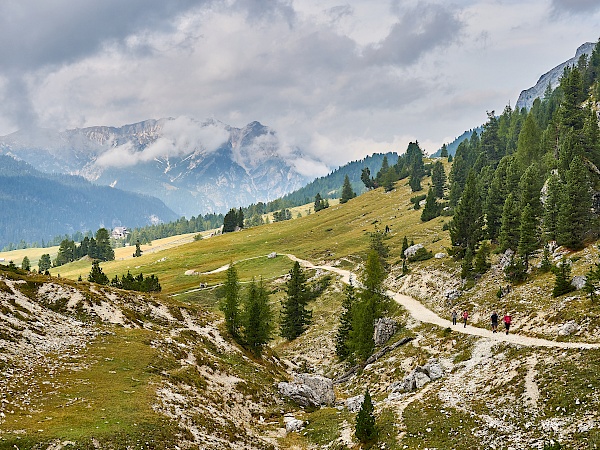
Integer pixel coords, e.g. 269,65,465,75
0,0,599,175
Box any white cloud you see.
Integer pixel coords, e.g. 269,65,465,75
94,117,229,168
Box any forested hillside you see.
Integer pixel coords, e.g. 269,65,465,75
445,40,600,277
0,155,178,248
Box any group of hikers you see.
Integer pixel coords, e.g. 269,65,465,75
451,309,512,335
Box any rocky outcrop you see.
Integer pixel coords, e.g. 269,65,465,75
388,358,444,393
558,321,580,336
572,276,587,290
278,373,335,407
373,317,397,346
404,244,424,259
283,415,305,433
346,395,365,413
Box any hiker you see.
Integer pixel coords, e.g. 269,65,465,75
491,311,498,333
462,310,469,328
451,310,457,325
503,313,512,335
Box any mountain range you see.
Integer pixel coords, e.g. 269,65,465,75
0,155,178,249
0,118,311,217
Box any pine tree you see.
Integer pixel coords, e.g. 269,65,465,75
440,143,448,158
38,254,51,272
584,253,600,303
88,260,109,285
431,161,446,198
539,245,553,273
314,193,324,212
499,194,521,252
237,208,244,228
21,256,31,271
220,264,241,340
421,187,439,222
223,208,238,232
133,241,143,257
449,170,483,257
280,262,312,340
485,157,510,242
553,258,575,297
543,173,561,242
355,389,376,444
361,167,376,190
556,156,593,250
401,236,409,259
461,247,474,279
473,241,491,275
375,156,390,185
340,174,356,204
335,283,356,360
95,228,114,262
517,203,538,271
369,229,390,270
515,112,542,170
243,278,272,356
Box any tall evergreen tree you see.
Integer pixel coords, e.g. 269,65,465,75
499,193,521,252
340,174,356,204
355,389,376,444
243,278,272,356
518,164,544,218
583,254,600,303
38,254,51,272
133,240,143,257
335,283,356,360
95,228,114,261
420,187,439,222
223,208,238,232
440,143,448,158
375,156,390,185
21,256,30,271
485,156,510,241
480,111,503,167
220,264,241,340
449,170,483,257
517,203,538,271
314,193,325,212
543,173,561,242
431,161,446,198
361,167,376,190
237,208,245,228
515,112,542,170
553,259,575,297
280,261,312,340
556,156,593,250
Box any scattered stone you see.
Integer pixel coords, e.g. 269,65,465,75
558,321,580,336
278,373,335,407
267,252,277,259
444,289,461,301
422,358,444,381
498,249,515,269
404,244,424,259
388,358,443,393
346,395,364,413
434,252,447,259
373,317,397,346
184,270,198,276
283,415,305,433
571,276,587,290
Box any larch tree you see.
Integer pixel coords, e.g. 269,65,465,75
220,264,241,340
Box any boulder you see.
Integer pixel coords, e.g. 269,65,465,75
373,317,397,346
404,244,423,259
267,252,277,259
346,395,365,413
558,321,580,336
498,249,515,269
444,289,461,301
571,276,587,290
283,416,305,433
422,358,443,381
278,373,335,407
434,252,447,259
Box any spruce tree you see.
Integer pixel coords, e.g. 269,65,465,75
473,241,491,275
461,247,474,279
375,156,390,185
440,143,448,158
88,260,109,285
38,254,51,273
237,208,244,228
95,228,114,262
335,283,356,360
556,156,593,250
223,208,238,232
449,170,483,257
517,203,538,271
583,254,600,303
220,264,241,340
361,167,376,190
314,193,324,212
553,258,575,297
280,261,311,340
243,278,272,356
543,173,561,242
340,174,356,204
355,389,376,444
485,157,510,242
431,161,446,198
369,229,390,270
499,193,521,252
21,256,31,271
421,187,439,222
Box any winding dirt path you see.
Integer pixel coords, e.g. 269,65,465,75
285,254,600,350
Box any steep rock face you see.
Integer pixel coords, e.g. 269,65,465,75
0,118,311,216
516,42,595,110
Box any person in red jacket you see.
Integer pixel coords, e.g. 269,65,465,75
462,310,469,328
503,313,512,335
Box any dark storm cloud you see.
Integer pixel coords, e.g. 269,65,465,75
363,3,463,66
0,0,202,70
550,0,600,15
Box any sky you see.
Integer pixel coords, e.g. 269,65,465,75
0,0,599,176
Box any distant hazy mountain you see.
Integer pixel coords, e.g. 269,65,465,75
430,127,483,158
516,42,595,110
0,155,178,248
0,118,311,217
